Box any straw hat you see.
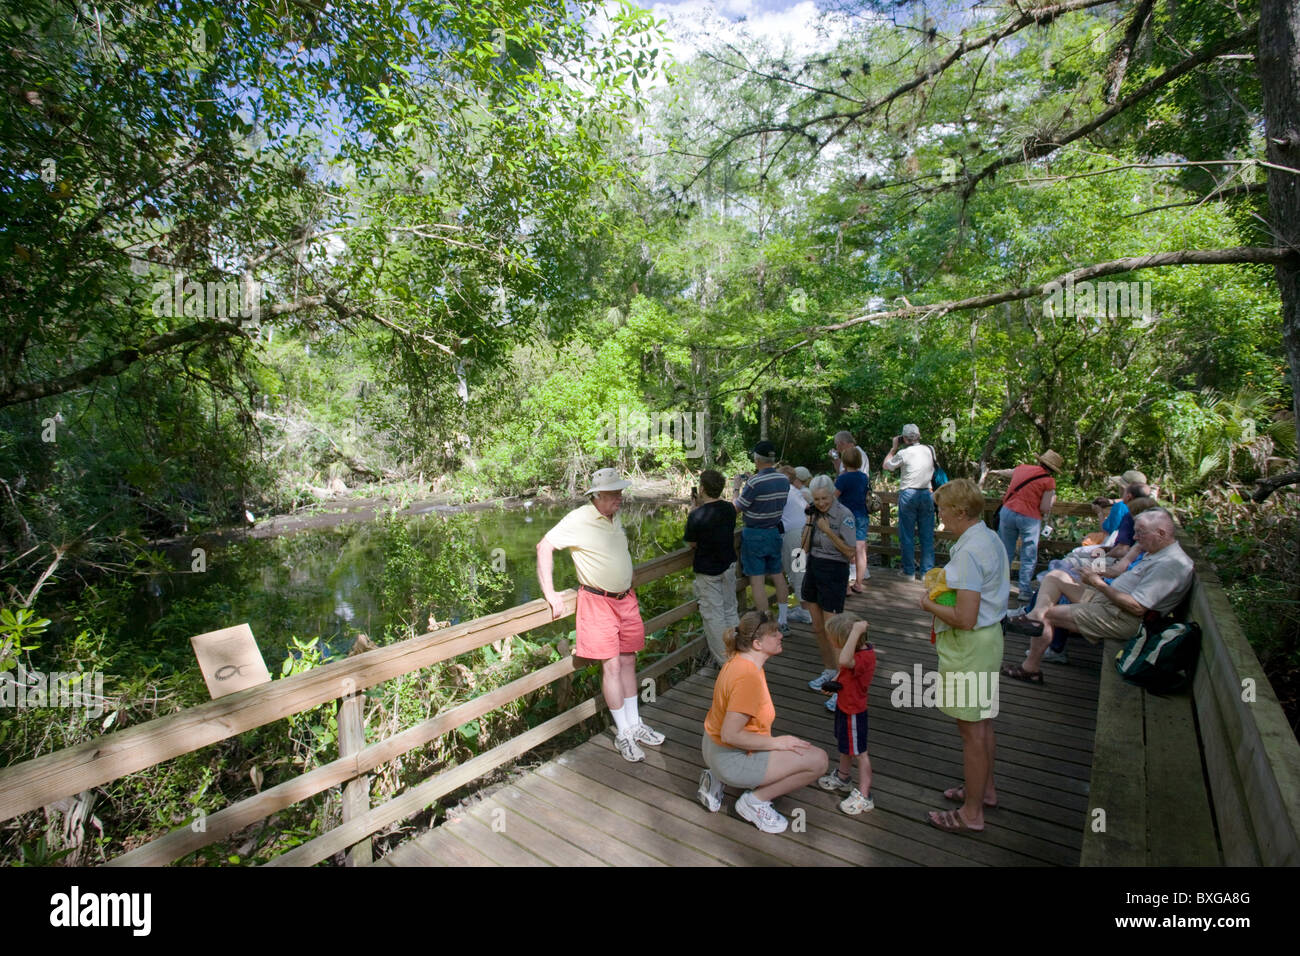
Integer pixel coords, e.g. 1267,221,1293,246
1037,450,1064,473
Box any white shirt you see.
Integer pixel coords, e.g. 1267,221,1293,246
781,486,810,533
936,522,1011,631
883,443,935,489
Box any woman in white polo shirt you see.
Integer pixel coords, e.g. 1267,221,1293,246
917,478,1009,835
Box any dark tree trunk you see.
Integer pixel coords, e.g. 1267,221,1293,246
1259,0,1300,456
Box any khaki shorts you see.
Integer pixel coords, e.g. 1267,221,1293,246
701,734,770,789
1055,588,1143,643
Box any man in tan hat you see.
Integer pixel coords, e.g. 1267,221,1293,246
986,450,1062,601
536,467,665,762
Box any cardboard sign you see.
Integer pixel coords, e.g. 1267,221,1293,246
190,623,271,699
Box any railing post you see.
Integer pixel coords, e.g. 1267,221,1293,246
339,636,373,866
555,638,574,712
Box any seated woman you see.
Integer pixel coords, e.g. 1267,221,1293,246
698,611,828,834
1081,496,1115,547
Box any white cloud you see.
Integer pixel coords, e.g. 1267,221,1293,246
647,0,851,63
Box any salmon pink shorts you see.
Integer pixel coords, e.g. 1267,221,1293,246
575,588,646,660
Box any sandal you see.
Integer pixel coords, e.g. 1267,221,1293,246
1001,663,1045,684
849,583,865,594
927,808,984,834
943,786,997,809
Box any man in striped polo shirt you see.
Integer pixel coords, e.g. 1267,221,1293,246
732,440,792,630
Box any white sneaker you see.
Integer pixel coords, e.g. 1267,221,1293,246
840,788,875,815
697,770,723,812
614,730,645,762
818,771,853,793
629,722,665,747
808,668,836,691
789,607,813,624
736,791,788,834
825,692,838,712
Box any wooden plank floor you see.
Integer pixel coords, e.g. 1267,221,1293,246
377,571,1102,867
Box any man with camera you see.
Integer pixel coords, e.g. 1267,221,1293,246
883,424,937,580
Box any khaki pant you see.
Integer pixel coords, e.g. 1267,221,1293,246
1057,588,1143,643
694,564,740,665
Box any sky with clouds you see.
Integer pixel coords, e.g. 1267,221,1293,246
643,0,853,61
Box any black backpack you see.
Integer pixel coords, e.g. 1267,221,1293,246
1115,618,1202,694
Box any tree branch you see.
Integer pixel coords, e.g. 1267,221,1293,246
687,0,1117,188
961,22,1259,198
0,320,249,410
1103,0,1155,104
823,246,1297,333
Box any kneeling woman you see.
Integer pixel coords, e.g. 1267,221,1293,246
918,478,1009,834
698,611,828,833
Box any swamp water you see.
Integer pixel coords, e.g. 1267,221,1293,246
132,500,696,674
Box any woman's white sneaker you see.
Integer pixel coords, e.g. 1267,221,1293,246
736,791,788,833
697,770,723,812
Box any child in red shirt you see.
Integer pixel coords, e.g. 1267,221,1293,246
818,613,876,814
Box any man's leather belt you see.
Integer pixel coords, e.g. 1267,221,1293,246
581,584,633,600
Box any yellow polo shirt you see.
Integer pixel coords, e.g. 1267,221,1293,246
544,503,634,593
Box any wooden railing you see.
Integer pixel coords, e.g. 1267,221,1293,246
0,546,712,866
870,490,1095,563
1181,543,1300,864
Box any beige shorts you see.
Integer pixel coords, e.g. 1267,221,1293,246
1055,588,1143,643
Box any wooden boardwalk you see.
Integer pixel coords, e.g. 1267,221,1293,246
376,573,1102,866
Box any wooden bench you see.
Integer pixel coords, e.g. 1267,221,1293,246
1082,636,1220,864
1082,541,1300,865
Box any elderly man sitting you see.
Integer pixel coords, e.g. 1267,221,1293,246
1002,507,1194,683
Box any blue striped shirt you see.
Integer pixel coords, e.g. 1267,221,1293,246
735,468,790,529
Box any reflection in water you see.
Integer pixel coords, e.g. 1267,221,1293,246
139,500,690,670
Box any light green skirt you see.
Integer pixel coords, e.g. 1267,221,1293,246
934,622,1004,721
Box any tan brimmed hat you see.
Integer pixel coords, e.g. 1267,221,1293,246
585,468,631,495
1037,450,1064,473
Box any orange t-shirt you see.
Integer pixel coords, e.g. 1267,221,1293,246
704,657,775,748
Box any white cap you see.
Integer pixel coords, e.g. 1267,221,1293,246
585,468,631,495
902,424,921,439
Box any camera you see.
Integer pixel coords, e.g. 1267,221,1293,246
805,503,820,517
822,680,843,693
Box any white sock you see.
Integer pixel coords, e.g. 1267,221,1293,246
623,695,640,727
611,703,631,734
778,604,789,625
